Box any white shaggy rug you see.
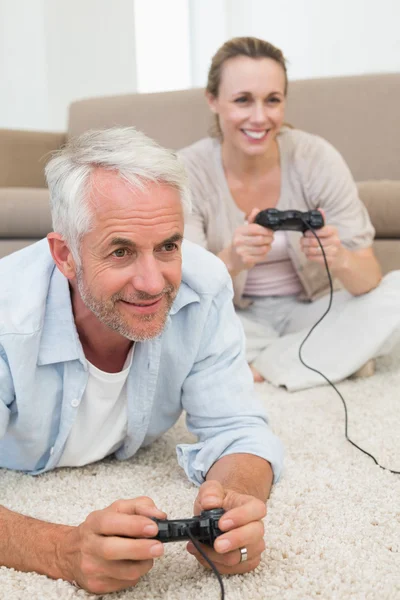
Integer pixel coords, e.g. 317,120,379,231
1,344,400,600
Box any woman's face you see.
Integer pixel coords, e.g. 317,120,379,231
207,56,286,156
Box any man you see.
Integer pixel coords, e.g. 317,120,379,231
0,127,283,594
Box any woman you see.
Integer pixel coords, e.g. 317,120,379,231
179,36,400,390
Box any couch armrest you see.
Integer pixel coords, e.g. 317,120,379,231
357,180,400,238
0,129,66,188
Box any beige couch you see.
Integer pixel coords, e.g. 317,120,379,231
1,73,399,272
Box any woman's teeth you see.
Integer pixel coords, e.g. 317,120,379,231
243,130,268,139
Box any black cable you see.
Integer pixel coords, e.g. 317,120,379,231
300,221,400,474
187,530,225,600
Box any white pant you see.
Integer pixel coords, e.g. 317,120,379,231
236,271,400,391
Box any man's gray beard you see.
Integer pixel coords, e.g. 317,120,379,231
76,269,177,342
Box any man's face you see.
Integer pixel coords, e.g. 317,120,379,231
75,170,184,342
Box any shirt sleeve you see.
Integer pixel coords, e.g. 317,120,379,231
176,278,284,486
295,133,375,250
0,347,13,439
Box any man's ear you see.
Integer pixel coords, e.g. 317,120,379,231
47,233,77,280
205,91,219,114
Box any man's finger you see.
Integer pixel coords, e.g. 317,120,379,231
214,521,265,554
194,554,261,575
109,498,166,516
218,498,266,530
195,480,225,511
88,512,163,538
97,536,164,561
187,538,265,568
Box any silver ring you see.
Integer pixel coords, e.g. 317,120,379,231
239,546,248,563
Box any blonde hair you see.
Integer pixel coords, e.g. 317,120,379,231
206,37,288,137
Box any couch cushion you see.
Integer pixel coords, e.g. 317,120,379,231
285,73,400,181
68,89,212,151
68,74,400,180
0,239,41,260
357,180,400,238
372,239,400,275
0,188,52,238
0,129,66,188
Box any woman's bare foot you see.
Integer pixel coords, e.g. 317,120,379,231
249,365,265,383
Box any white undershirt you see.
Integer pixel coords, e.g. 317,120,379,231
58,346,134,467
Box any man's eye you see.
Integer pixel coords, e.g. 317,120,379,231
235,97,248,104
163,243,178,252
268,97,281,104
113,248,128,258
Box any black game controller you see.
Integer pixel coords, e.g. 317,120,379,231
150,508,225,546
255,208,324,232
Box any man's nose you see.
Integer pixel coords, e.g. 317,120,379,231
131,255,166,296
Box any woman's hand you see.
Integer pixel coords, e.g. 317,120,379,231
300,209,346,270
221,208,274,276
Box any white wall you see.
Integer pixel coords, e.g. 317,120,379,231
134,0,191,92
0,0,49,130
188,0,229,88
0,0,137,131
190,0,400,86
226,0,400,81
44,0,137,131
0,0,399,131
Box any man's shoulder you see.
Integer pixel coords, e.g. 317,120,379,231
181,240,230,296
0,240,55,335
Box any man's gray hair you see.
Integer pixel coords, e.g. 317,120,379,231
45,126,191,266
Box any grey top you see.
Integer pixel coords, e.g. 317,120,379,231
179,127,375,304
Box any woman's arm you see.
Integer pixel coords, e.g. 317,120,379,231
301,221,382,295
331,246,382,295
296,132,381,295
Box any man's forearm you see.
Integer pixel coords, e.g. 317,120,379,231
0,505,74,581
206,453,273,502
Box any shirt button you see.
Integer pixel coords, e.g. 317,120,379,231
71,398,80,407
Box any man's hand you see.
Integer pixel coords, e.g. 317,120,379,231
61,497,166,594
188,481,266,574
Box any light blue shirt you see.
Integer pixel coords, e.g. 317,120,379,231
0,239,283,484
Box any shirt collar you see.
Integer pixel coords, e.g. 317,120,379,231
38,268,199,366
37,267,86,366
169,281,200,315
